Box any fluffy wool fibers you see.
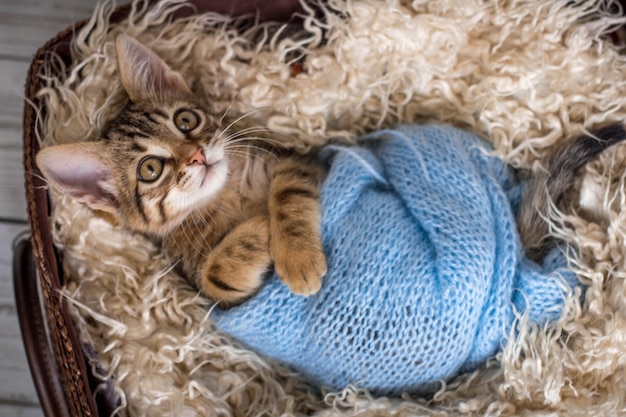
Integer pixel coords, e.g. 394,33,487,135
36,0,626,415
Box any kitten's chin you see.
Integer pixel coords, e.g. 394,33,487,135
170,160,229,219
198,159,227,189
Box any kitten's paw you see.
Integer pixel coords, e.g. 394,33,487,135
274,248,327,296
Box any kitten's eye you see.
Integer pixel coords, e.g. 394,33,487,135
174,109,199,132
138,157,164,182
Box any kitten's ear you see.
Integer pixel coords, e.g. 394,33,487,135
36,143,119,214
115,34,192,102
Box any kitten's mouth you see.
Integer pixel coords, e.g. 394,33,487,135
204,152,223,167
199,159,224,187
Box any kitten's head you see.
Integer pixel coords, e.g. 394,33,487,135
37,35,231,236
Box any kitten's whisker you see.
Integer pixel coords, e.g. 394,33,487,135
224,153,260,165
225,140,278,151
225,142,276,153
223,130,271,143
226,139,283,157
223,147,254,155
216,96,240,126
226,137,281,148
180,216,210,260
224,125,272,136
197,209,222,239
225,132,297,149
225,144,279,161
223,149,263,164
189,214,213,259
223,127,283,144
226,137,282,150
239,128,301,144
219,109,267,138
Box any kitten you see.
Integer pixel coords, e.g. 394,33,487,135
37,35,327,306
36,35,626,306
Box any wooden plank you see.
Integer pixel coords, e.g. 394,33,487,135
0,0,101,60
0,316,41,405
0,1,104,414
0,0,100,222
0,404,44,417
0,142,28,222
0,60,28,128
0,59,31,222
0,222,38,405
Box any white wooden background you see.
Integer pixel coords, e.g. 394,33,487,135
0,0,103,415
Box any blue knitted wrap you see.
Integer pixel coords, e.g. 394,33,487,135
212,124,577,395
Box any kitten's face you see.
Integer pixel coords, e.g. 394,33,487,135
102,97,230,235
36,35,237,236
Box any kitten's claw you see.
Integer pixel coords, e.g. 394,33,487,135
274,249,326,296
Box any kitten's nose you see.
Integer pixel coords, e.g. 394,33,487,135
187,148,206,166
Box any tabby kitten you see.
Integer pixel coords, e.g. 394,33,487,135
37,36,626,306
37,35,327,306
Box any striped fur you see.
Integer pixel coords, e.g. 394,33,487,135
518,124,626,262
36,35,327,306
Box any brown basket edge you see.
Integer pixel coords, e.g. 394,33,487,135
21,4,134,417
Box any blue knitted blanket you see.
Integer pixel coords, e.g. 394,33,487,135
212,124,577,395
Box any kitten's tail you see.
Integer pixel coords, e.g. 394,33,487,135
518,123,626,262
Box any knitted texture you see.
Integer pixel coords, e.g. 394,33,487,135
213,124,577,395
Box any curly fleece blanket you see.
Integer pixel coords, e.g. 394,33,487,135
214,124,576,395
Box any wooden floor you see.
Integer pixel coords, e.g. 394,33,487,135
0,0,103,415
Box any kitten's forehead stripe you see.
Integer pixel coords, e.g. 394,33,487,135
134,184,149,224
153,108,167,118
146,109,167,120
131,141,148,153
126,113,156,133
116,127,150,139
109,107,164,140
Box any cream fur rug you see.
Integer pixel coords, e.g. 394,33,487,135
37,0,626,415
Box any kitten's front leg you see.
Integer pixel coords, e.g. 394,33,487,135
269,157,327,296
200,215,271,307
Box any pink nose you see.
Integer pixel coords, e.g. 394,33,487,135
187,148,206,165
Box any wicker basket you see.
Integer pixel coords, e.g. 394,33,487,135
15,2,301,416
